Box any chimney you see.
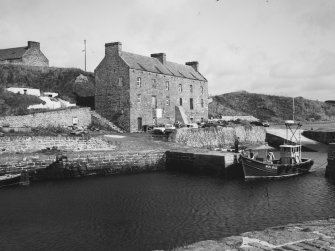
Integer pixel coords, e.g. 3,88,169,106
105,42,122,55
28,41,40,49
151,53,166,65
186,61,199,72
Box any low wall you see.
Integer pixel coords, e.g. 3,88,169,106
170,126,266,149
303,130,335,144
166,150,242,178
326,143,335,179
0,107,91,128
0,136,115,154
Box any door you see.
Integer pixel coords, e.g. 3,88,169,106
137,117,142,131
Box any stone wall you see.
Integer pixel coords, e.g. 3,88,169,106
326,143,335,179
0,150,166,176
95,45,131,131
0,107,91,128
22,46,49,67
302,130,335,144
0,136,115,154
129,69,208,132
170,126,266,149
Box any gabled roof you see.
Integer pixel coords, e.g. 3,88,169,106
120,52,206,81
0,46,27,61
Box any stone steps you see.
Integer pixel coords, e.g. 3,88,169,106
90,111,124,133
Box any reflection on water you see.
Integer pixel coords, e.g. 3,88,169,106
0,152,334,251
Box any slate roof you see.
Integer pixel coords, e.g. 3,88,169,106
0,46,27,61
120,52,206,81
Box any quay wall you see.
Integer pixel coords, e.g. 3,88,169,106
0,107,91,128
0,136,115,154
170,126,266,149
0,150,166,175
166,150,242,178
326,143,335,179
303,130,335,144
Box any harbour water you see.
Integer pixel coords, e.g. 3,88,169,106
0,151,334,251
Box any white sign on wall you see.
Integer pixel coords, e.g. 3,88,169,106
156,109,162,118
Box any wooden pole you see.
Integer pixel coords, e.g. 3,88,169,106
84,40,86,72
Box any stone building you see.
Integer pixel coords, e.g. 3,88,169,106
95,42,208,132
0,41,49,67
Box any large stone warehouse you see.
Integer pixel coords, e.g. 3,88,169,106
95,42,208,132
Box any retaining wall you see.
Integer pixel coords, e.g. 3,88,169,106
0,136,115,154
0,107,91,128
326,143,335,179
166,150,242,178
0,150,166,175
303,130,335,144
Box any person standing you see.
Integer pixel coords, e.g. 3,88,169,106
234,137,240,153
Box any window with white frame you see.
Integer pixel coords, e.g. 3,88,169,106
178,84,182,92
137,94,141,103
166,97,170,106
137,77,141,87
118,77,123,86
165,81,169,91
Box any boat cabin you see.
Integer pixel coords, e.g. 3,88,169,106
279,144,301,164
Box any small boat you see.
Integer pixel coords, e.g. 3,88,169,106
0,173,22,188
240,120,314,180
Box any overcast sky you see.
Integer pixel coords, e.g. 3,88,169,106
1,0,334,101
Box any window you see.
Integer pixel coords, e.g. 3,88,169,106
190,85,193,93
118,77,123,86
137,94,141,103
166,97,170,106
190,117,194,122
178,84,182,92
201,86,204,95
201,118,204,122
190,98,194,110
165,81,169,91
201,99,204,108
137,77,141,87
179,98,183,106
152,79,157,89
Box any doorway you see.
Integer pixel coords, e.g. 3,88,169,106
137,117,142,131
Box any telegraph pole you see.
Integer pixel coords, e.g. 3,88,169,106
84,40,87,72
293,97,295,121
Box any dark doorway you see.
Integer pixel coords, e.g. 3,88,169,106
138,117,142,131
190,98,193,110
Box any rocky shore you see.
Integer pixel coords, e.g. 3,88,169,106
173,218,335,251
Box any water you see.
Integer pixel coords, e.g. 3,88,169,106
0,152,334,251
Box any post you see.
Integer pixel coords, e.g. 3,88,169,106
293,97,295,121
84,40,87,72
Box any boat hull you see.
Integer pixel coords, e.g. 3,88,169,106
240,156,314,180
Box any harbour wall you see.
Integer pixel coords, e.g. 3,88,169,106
302,130,335,144
166,150,241,178
326,143,335,179
0,150,166,175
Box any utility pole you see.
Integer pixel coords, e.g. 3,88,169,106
83,40,87,72
293,97,295,121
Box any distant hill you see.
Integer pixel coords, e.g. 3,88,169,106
0,64,95,115
209,91,335,122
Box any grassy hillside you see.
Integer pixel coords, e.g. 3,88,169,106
0,64,95,102
0,64,95,115
209,91,335,122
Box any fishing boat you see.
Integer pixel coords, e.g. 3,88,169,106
240,120,314,180
0,173,22,188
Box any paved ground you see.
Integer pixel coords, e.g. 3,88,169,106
174,218,335,251
266,128,329,153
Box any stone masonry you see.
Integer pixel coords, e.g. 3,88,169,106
95,42,208,132
0,41,49,67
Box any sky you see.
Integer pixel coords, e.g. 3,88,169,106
1,0,334,101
